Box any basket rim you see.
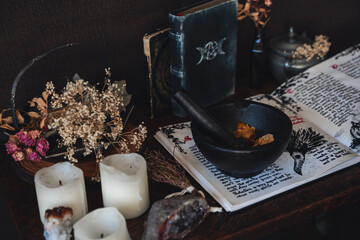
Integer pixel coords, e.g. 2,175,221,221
10,43,109,132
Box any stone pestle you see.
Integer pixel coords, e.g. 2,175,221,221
173,88,241,149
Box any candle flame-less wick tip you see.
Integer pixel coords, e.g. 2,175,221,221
59,180,62,185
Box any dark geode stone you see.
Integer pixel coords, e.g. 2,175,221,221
142,194,210,240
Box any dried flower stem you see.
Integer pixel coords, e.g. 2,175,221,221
91,148,104,182
238,0,272,30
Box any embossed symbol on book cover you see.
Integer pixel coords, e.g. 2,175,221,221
196,38,226,65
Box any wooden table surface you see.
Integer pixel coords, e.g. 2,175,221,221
0,81,359,240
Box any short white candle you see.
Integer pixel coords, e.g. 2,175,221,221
100,153,150,219
34,161,88,224
73,207,131,240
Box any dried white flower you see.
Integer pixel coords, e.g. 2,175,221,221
291,35,331,61
43,69,147,181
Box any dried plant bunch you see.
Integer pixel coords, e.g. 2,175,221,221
291,35,331,61
2,68,147,168
144,149,191,190
1,68,147,181
42,68,147,163
238,0,272,30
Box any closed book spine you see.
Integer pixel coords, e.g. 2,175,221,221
143,28,171,119
169,14,186,117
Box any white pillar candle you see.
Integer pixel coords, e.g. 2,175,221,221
100,153,150,219
34,161,88,224
73,207,131,240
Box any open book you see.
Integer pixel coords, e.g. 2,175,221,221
154,43,360,212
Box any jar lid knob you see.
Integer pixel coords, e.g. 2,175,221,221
288,26,296,42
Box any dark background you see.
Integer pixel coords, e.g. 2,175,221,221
1,0,359,112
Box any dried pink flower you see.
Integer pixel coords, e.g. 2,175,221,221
36,138,50,156
6,141,19,154
24,147,34,156
29,130,41,139
12,151,25,161
28,151,41,162
17,131,36,147
16,131,29,142
265,0,272,7
7,130,47,161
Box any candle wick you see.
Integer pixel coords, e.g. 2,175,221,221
100,233,104,238
59,180,62,186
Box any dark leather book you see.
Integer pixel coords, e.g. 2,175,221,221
169,0,237,117
143,28,172,119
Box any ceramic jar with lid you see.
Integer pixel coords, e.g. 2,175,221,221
268,27,324,83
